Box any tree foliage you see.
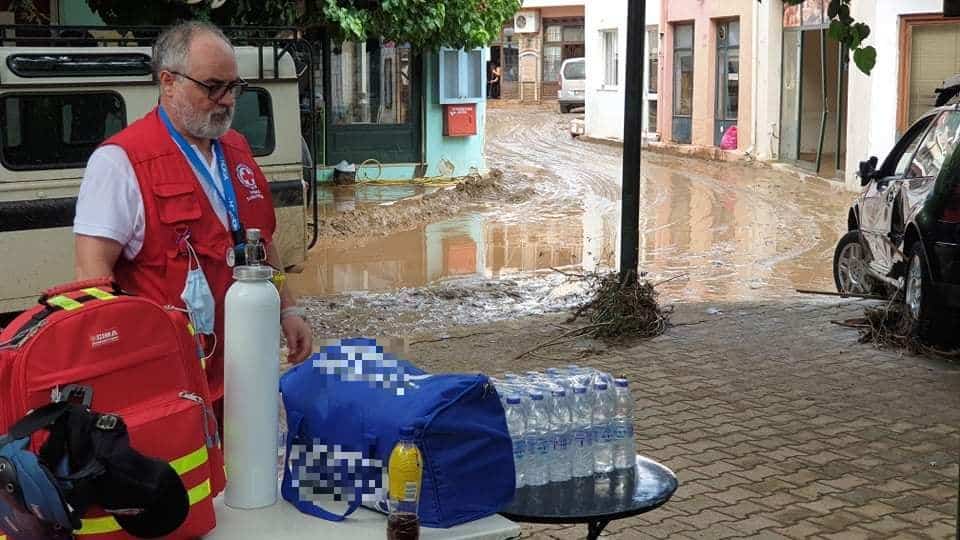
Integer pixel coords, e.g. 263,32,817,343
83,0,521,50
780,0,876,75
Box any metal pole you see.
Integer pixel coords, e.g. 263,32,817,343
619,0,646,284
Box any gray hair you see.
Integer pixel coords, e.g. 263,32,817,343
152,21,232,76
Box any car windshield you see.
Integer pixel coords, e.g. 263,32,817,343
563,61,585,81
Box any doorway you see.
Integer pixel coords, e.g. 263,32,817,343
779,2,847,178
715,19,740,147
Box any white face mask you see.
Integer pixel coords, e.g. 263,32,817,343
180,241,216,335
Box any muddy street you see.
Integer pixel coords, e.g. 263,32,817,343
291,105,853,336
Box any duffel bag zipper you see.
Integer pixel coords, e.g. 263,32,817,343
179,391,221,449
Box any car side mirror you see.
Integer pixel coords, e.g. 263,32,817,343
859,156,879,186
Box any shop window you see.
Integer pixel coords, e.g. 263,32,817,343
231,88,275,157
545,25,563,42
672,23,694,144
647,26,658,94
601,29,618,87
648,100,658,133
544,46,562,83
330,40,412,125
437,47,485,104
563,26,584,43
1,92,125,170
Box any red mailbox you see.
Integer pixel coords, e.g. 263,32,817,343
443,104,477,137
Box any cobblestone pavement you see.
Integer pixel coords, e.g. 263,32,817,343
408,297,960,539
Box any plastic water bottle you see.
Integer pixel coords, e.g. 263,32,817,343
592,382,615,476
504,395,527,488
548,388,572,483
570,385,594,478
612,378,636,470
524,392,550,486
387,426,422,540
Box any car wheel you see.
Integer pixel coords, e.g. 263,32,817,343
833,230,879,295
904,241,944,342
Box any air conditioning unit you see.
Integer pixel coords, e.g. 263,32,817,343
514,11,539,34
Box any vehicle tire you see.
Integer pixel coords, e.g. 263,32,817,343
833,230,881,296
904,241,947,343
559,104,569,114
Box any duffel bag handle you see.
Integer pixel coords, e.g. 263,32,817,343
39,278,122,304
281,412,363,522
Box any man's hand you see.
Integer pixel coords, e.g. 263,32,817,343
282,314,313,364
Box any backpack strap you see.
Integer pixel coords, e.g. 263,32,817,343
280,412,363,522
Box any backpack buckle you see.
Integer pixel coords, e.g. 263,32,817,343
94,415,118,431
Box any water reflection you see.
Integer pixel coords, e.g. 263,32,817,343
291,109,848,303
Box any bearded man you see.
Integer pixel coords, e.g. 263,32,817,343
73,21,313,410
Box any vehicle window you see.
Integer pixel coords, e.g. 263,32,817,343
880,114,933,177
906,111,960,179
231,87,275,157
563,60,585,81
0,92,124,170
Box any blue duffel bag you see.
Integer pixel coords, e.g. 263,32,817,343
280,338,515,528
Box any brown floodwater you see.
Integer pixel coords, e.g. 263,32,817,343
290,107,852,308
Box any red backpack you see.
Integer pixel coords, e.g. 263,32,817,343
0,278,226,539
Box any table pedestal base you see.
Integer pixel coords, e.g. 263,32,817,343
586,519,611,540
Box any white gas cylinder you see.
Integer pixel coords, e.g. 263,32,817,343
223,230,281,509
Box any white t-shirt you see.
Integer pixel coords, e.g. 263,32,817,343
74,144,230,260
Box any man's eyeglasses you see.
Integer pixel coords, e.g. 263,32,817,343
170,71,247,102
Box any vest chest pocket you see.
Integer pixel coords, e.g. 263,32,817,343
153,183,202,225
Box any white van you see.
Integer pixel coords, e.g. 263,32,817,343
558,57,585,113
0,38,312,316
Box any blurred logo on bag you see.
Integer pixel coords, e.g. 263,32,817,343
90,329,119,348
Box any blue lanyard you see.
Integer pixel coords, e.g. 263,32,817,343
158,106,242,233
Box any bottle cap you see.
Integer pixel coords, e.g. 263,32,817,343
399,426,415,439
529,392,544,401
615,378,629,387
594,382,608,391
246,228,262,243
506,396,522,405
573,385,587,394
551,388,566,397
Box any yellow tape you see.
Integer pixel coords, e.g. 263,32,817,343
170,446,208,476
73,445,212,536
81,288,116,301
46,295,83,311
74,478,213,535
188,479,212,506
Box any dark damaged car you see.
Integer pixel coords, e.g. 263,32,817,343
834,76,960,339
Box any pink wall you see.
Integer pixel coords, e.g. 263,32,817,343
658,0,755,149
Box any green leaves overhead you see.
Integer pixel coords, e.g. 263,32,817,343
85,0,522,51
779,0,875,75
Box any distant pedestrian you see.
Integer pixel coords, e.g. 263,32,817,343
489,63,502,99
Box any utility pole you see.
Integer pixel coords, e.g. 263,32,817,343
619,0,646,284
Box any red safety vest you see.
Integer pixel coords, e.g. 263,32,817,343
104,107,277,399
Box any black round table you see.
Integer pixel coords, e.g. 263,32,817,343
499,455,678,540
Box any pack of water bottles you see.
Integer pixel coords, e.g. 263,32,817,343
490,366,637,490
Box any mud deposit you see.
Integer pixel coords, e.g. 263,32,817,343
293,105,853,338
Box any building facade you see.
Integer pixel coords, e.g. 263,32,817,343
583,0,660,141
491,0,585,103
657,0,757,151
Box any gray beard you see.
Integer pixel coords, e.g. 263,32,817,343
170,97,234,140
